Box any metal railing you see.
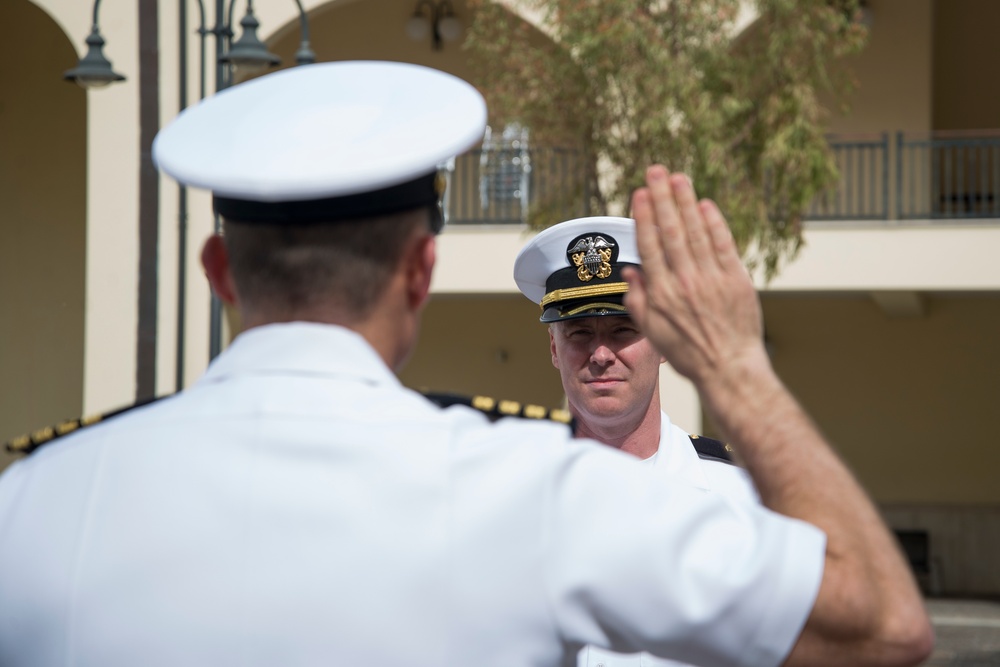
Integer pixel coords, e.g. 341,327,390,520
445,147,589,225
807,133,890,221
444,132,1000,225
897,130,1000,220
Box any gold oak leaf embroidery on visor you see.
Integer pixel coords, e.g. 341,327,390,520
540,282,630,308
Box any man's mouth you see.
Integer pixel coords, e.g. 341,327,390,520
585,378,624,387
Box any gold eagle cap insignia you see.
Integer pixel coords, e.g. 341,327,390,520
568,235,614,282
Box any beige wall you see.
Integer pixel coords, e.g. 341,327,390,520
401,289,1000,509
0,0,86,469
827,0,933,135
398,295,566,409
932,0,1000,131
761,292,1000,505
269,0,478,82
763,226,1000,291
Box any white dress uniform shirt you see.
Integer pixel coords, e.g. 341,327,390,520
0,323,824,667
578,414,762,667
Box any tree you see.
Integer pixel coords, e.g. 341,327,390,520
464,0,867,278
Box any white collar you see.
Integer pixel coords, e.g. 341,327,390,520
197,322,400,389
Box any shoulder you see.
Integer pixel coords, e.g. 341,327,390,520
421,391,575,430
688,434,737,466
688,434,760,503
6,390,573,458
4,396,166,457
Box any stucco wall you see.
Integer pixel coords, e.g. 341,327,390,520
761,292,1000,505
932,0,1000,131
269,0,479,83
827,0,933,135
398,294,566,409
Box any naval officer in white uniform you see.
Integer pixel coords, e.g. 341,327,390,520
0,62,931,667
515,217,761,666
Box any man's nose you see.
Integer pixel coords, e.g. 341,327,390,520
590,343,615,366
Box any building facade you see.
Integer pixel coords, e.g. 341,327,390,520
2,0,998,595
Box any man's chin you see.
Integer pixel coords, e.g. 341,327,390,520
578,397,629,420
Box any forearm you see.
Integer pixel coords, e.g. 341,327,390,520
627,166,933,665
698,351,932,666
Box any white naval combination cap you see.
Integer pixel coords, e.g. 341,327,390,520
513,216,640,323
152,61,487,230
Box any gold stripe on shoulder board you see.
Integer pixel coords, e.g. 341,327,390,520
4,396,164,456
422,391,574,429
472,395,496,411
549,409,572,425
498,400,521,416
523,404,547,419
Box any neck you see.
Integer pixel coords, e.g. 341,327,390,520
573,393,662,459
237,287,417,373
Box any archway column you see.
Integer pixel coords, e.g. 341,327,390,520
38,0,142,414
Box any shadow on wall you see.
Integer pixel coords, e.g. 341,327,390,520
0,0,87,473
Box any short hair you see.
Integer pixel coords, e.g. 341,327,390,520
222,207,430,319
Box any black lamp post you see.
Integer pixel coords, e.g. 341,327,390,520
217,0,282,77
63,0,126,88
194,0,315,363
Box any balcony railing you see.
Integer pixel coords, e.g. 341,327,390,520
445,147,590,225
445,132,1000,225
807,133,890,221
897,130,1000,220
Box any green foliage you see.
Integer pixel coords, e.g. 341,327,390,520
464,0,867,279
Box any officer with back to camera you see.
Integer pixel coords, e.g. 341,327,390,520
0,61,932,667
515,216,761,667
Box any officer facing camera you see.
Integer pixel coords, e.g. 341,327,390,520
0,62,931,667
515,216,760,667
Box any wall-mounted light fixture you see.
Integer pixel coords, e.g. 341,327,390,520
63,0,126,88
405,0,462,51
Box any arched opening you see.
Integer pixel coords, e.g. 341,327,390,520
0,0,87,471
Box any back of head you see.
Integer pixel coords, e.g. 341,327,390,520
152,61,487,322
222,210,426,320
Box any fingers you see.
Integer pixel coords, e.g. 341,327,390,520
699,199,742,274
635,165,738,277
630,186,670,288
671,174,716,268
645,166,694,275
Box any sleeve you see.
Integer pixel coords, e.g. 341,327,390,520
540,441,825,667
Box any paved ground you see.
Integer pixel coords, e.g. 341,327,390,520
923,598,1000,666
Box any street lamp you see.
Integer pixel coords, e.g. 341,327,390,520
188,1,316,363
63,0,126,88
218,0,281,77
65,1,317,388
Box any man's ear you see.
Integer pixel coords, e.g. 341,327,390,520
549,325,560,369
200,234,239,305
405,233,436,310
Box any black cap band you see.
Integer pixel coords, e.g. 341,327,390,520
213,171,444,230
